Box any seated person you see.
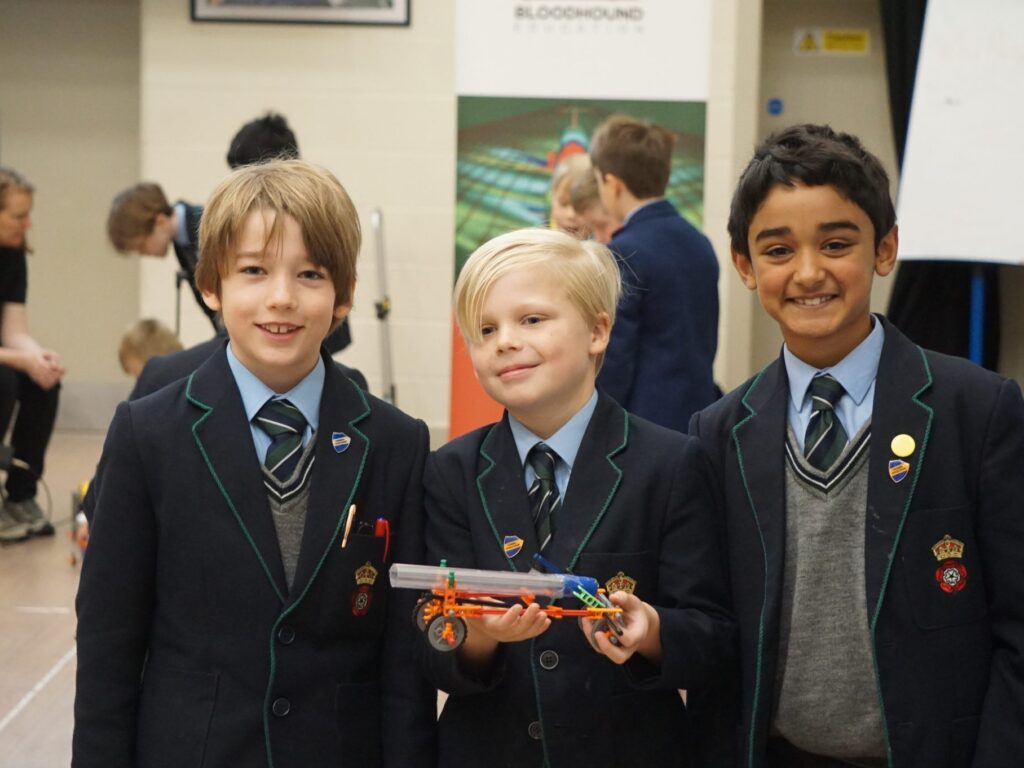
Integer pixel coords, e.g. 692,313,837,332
0,166,64,541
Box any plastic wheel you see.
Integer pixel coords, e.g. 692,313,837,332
412,596,435,632
426,614,466,652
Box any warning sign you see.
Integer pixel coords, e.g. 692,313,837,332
794,28,870,56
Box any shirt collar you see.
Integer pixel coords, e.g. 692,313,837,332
508,390,598,470
622,197,664,227
784,314,885,410
173,201,189,247
226,343,325,431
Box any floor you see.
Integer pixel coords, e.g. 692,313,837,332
0,430,104,768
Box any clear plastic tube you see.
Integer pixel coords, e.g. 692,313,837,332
389,563,598,599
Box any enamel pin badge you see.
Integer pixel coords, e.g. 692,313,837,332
932,534,967,594
332,432,351,454
503,535,524,558
352,561,379,616
888,433,915,483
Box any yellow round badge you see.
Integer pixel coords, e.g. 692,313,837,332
890,434,916,458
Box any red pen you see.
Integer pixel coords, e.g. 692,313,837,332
374,517,391,561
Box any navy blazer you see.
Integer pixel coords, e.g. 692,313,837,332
424,392,734,768
597,199,719,432
74,348,436,768
690,317,1024,768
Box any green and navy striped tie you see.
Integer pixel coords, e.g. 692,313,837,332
255,398,307,484
527,443,560,553
804,374,849,472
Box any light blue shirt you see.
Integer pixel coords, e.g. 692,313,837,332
226,343,324,463
784,316,884,452
509,391,598,498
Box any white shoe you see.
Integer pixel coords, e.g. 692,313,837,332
0,506,30,543
5,498,54,536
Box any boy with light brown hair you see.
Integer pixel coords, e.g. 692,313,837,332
117,318,182,378
75,159,436,768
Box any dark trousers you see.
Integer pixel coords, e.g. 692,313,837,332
0,364,59,502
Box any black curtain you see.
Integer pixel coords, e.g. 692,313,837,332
881,0,1001,370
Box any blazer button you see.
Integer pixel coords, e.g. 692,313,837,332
527,720,543,740
272,697,291,717
538,650,559,670
277,625,296,645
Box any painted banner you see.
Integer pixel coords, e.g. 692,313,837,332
451,0,712,437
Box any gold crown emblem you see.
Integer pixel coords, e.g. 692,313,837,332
605,571,637,595
355,561,379,586
931,535,965,561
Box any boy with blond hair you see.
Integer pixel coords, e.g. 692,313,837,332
117,317,183,378
75,160,436,768
590,115,719,432
692,124,1024,766
424,227,733,768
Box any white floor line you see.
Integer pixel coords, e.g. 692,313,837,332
0,645,76,734
15,606,70,615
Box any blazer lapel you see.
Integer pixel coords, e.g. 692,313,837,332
289,357,371,601
186,350,288,602
553,394,627,573
477,417,539,572
864,319,934,626
732,360,790,600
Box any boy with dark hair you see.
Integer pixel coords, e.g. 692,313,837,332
227,112,300,170
691,123,1024,767
75,159,436,768
425,226,733,768
590,114,719,432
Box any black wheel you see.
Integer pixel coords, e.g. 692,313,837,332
426,614,466,652
412,596,435,632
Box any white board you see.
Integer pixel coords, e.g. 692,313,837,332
897,0,1024,265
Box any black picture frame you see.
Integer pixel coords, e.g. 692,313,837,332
191,0,410,27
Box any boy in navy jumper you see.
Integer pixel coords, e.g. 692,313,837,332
691,124,1024,767
590,115,719,432
425,227,733,768
75,160,436,768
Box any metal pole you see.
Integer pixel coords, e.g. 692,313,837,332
371,209,396,405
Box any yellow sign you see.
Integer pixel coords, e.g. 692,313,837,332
794,28,870,56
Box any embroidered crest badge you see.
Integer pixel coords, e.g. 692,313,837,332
931,535,967,594
332,432,351,454
352,561,379,616
605,571,637,595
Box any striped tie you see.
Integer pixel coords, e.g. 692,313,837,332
255,398,307,484
804,374,849,472
527,443,560,553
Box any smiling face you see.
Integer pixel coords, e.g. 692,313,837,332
202,210,350,393
733,182,897,368
0,189,33,248
468,264,610,438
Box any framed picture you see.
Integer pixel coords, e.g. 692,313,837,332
191,0,410,26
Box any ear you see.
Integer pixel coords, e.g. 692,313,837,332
201,289,222,313
874,225,898,277
589,311,612,357
333,279,355,321
731,248,758,290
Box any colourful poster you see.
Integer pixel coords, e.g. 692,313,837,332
452,1,712,436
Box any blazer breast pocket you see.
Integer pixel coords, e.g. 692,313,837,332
320,532,388,638
573,550,658,602
899,504,988,630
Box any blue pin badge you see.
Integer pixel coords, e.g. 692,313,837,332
332,431,352,454
503,535,524,558
888,459,909,483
